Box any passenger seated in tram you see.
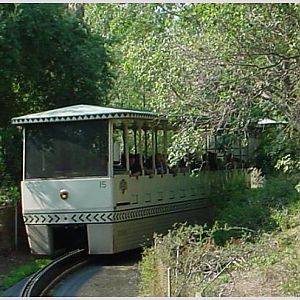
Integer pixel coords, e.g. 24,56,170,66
129,154,142,176
155,153,167,174
225,153,245,169
169,164,178,175
202,151,219,170
143,157,154,175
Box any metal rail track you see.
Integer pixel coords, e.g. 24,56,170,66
20,248,88,297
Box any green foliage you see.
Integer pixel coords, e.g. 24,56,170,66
0,258,50,295
139,173,300,296
0,4,112,126
86,4,300,164
0,127,22,206
0,185,20,207
138,246,166,296
281,258,300,296
85,4,175,110
215,175,298,233
252,126,300,174
0,127,22,183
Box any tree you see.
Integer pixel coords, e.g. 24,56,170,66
0,3,113,126
0,3,113,184
85,4,176,109
168,4,300,164
86,4,300,165
181,4,300,126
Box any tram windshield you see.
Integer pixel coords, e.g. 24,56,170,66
25,120,108,179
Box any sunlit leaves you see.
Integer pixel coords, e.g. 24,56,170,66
85,4,300,162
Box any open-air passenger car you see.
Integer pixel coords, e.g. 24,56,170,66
12,105,222,256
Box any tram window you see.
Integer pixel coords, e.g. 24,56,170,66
25,120,108,179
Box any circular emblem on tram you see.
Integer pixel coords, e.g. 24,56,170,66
59,189,69,200
119,179,128,194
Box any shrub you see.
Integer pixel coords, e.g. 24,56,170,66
0,185,20,207
139,172,300,296
215,174,298,233
139,223,255,297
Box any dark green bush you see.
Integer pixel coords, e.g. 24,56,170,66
215,175,298,233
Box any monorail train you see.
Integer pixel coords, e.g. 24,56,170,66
12,105,248,256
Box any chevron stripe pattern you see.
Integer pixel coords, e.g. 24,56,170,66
23,199,209,225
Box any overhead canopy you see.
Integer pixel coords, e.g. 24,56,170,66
11,104,163,125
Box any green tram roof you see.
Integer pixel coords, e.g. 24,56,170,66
11,104,163,125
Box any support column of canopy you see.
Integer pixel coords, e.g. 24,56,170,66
123,122,130,173
108,120,114,177
138,123,144,174
152,127,156,174
163,127,169,174
134,128,137,155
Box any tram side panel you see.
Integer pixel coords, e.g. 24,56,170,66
21,178,114,255
109,173,214,253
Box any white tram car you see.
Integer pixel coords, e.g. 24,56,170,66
12,105,217,256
